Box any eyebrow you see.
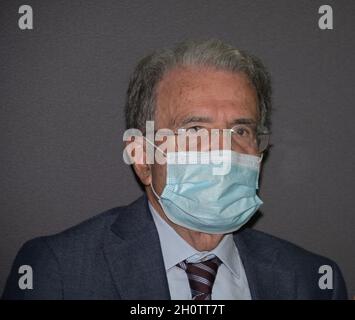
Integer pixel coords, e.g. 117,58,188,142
229,118,258,126
175,115,257,128
177,116,213,127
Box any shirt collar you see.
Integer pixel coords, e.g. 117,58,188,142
149,201,240,278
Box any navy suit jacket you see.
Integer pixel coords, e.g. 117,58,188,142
2,195,348,299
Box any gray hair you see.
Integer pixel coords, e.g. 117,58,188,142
125,39,272,132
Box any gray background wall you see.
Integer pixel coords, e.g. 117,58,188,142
1,0,354,298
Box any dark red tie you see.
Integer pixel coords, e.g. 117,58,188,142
177,257,222,300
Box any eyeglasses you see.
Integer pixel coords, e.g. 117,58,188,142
154,124,270,154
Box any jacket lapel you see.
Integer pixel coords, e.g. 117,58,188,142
103,195,171,299
234,230,297,299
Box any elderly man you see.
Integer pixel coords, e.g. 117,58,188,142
2,40,347,300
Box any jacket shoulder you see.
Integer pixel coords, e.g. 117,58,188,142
240,228,333,264
45,206,121,248
238,228,348,299
1,202,132,299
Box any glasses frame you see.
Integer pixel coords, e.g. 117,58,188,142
150,125,271,154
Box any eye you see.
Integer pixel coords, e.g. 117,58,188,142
185,126,204,133
232,125,252,137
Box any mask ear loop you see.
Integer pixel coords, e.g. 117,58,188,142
143,136,166,201
150,181,161,201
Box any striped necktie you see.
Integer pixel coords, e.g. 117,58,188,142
177,256,222,300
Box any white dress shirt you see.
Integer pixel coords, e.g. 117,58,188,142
149,201,251,300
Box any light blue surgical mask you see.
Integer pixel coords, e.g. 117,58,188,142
151,149,263,234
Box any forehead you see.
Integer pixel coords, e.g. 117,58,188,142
155,66,259,127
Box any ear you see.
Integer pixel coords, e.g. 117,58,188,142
133,162,152,186
124,139,152,186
